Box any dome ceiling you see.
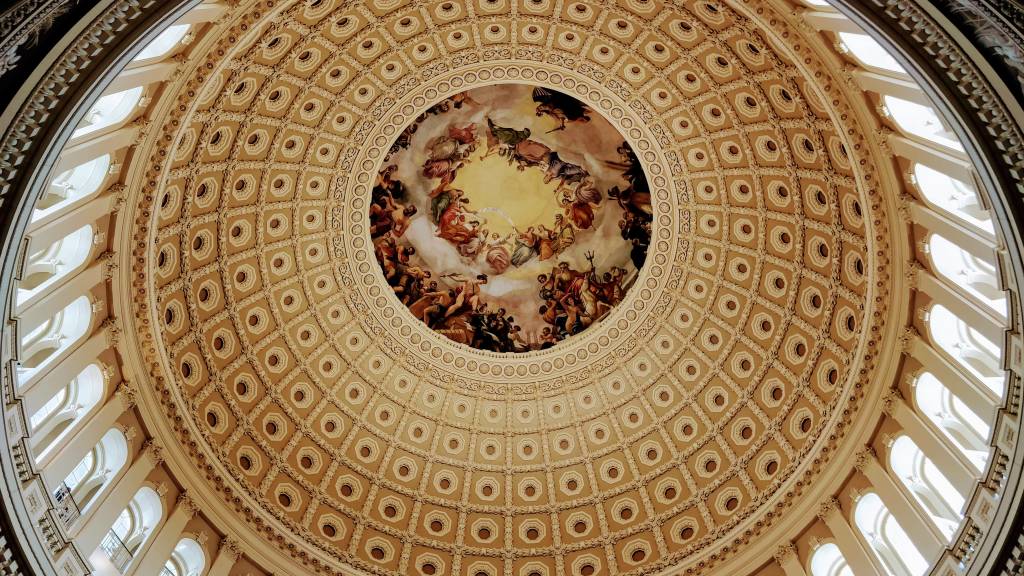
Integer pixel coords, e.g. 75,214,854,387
126,0,894,574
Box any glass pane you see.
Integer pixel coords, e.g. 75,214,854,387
72,87,143,139
928,235,1005,316
63,451,95,491
111,508,132,539
855,492,929,576
29,387,68,429
35,154,111,217
890,435,964,538
929,304,1003,395
915,372,990,470
172,538,206,576
810,543,853,576
838,32,904,74
17,225,94,305
883,96,963,151
133,24,190,62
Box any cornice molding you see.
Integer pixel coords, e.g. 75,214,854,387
0,1,75,78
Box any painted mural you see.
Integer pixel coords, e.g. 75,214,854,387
370,84,652,353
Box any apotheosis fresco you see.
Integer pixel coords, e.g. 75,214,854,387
370,84,651,352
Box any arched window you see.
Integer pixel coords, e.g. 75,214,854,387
59,428,128,513
31,363,105,458
163,538,206,576
910,164,993,234
854,492,929,576
34,154,111,219
837,32,905,74
882,95,963,151
914,371,990,470
63,451,95,494
133,24,191,62
928,304,1004,395
101,486,163,571
17,225,94,305
809,543,853,576
889,435,964,539
17,295,93,382
927,234,1006,315
72,86,144,139
29,387,67,431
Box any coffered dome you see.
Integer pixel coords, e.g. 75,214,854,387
129,1,889,574
1,1,1021,576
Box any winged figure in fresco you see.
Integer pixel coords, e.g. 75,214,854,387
533,87,592,132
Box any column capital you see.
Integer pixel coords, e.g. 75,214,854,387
101,317,121,347
220,536,243,560
169,54,189,82
854,446,878,472
129,117,152,146
99,250,118,280
897,193,914,225
904,261,923,289
118,424,137,442
881,388,903,415
177,491,199,518
142,439,164,465
108,183,128,212
817,496,840,521
773,541,798,564
875,127,895,156
114,381,137,409
898,326,919,353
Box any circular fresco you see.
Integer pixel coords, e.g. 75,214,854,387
371,84,651,353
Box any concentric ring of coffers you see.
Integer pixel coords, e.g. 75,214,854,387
136,0,887,574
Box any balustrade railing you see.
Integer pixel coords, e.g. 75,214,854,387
99,530,132,572
51,482,80,527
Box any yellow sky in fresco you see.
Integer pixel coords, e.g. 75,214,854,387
450,149,563,238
